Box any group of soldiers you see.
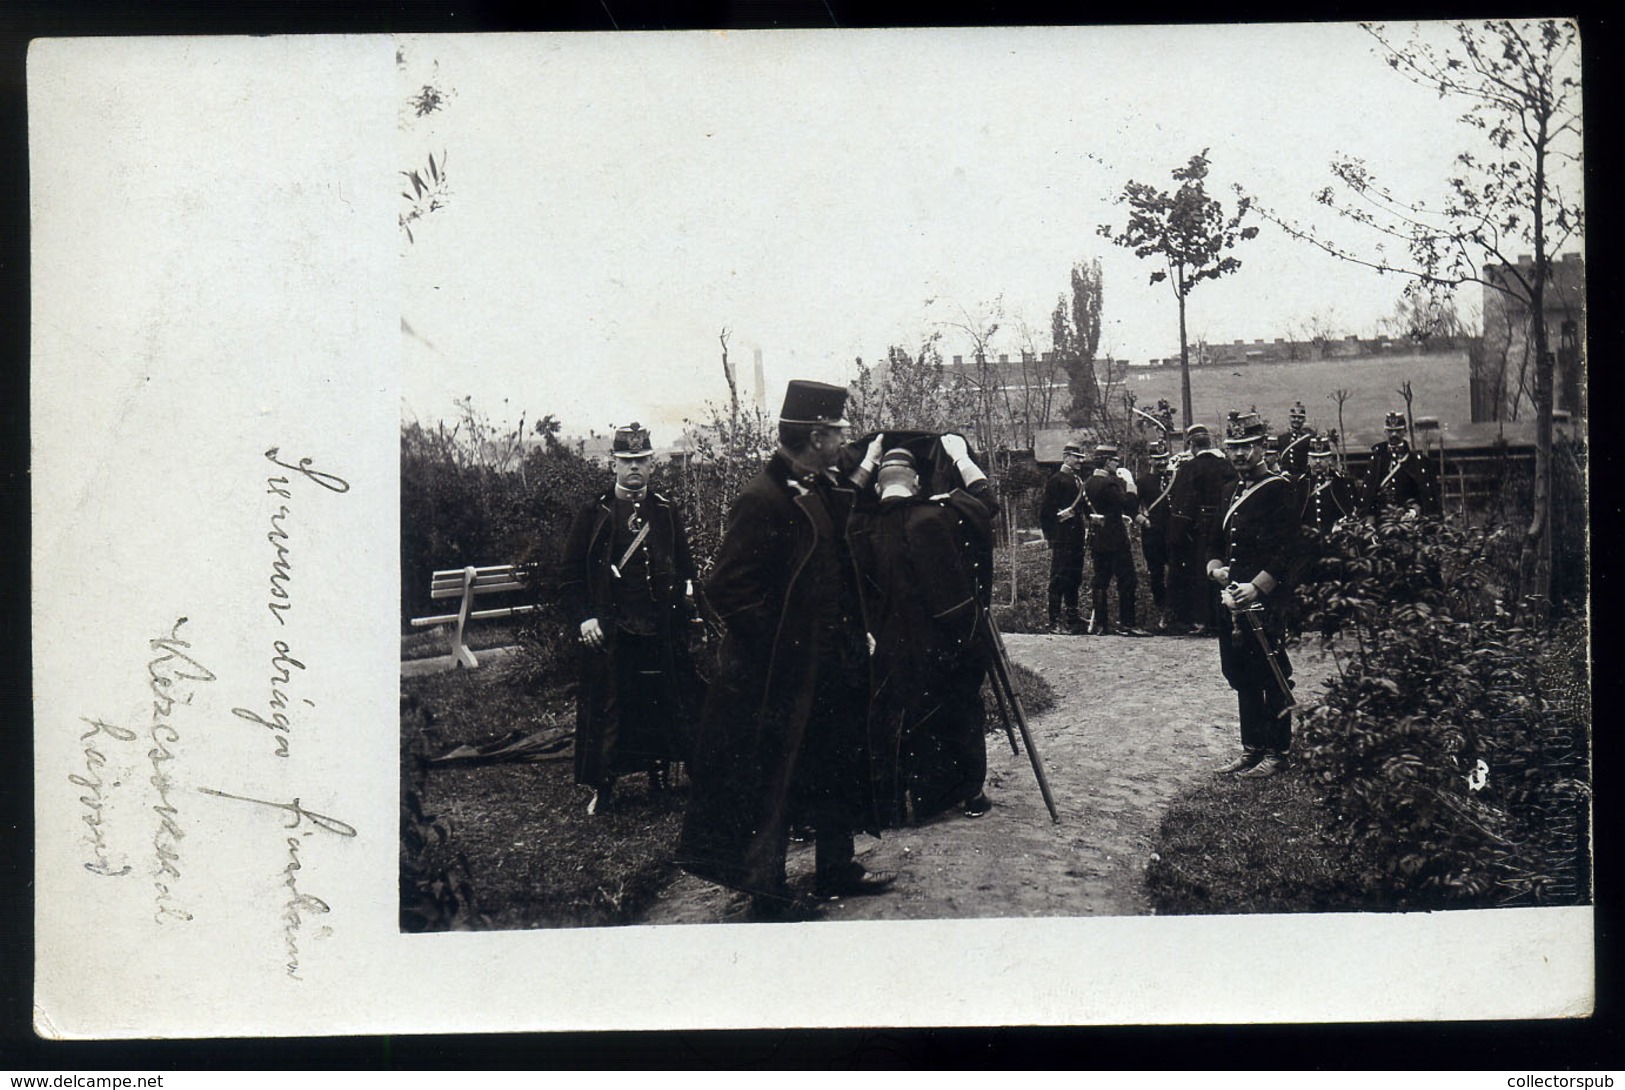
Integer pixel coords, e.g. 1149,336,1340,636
560,381,999,921
1040,400,1442,638
556,379,1448,921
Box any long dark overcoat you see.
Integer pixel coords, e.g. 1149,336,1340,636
557,490,704,786
676,453,877,897
852,487,992,825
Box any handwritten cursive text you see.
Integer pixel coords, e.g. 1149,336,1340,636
262,448,350,627
146,617,216,923
198,787,355,978
71,717,137,877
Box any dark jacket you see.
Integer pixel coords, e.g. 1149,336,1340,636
1039,468,1086,547
1167,450,1237,569
1361,440,1441,516
1082,468,1137,553
557,490,703,784
1137,466,1178,542
855,491,988,825
1275,427,1317,480
676,453,876,897
1300,473,1358,534
1212,472,1300,591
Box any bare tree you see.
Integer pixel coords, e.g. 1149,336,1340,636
933,296,1007,452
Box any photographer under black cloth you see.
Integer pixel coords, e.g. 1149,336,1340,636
1207,411,1299,779
853,437,997,824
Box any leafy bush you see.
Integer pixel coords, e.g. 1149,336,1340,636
1296,512,1590,908
399,693,486,931
400,400,609,625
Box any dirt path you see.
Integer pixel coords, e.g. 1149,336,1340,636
639,632,1333,925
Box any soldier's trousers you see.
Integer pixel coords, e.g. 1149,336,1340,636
1215,604,1294,753
1047,540,1085,621
1141,534,1169,609
1089,548,1138,626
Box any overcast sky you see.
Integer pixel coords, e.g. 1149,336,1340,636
397,22,1583,440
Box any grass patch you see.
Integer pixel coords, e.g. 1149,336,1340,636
1146,769,1376,914
1000,660,1056,718
402,620,526,661
402,654,683,930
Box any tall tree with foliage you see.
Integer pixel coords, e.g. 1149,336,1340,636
1055,259,1105,428
1248,20,1582,616
1099,150,1258,431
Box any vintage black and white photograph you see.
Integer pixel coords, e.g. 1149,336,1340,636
394,23,1590,935
29,22,1591,1038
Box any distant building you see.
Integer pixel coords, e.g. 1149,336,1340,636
1477,251,1585,422
944,351,1128,447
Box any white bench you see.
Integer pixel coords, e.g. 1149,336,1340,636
410,564,537,669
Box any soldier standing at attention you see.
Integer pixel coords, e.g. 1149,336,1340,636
677,380,894,921
1361,410,1441,518
1275,401,1317,483
559,423,703,815
1300,437,1358,534
1082,441,1147,637
1208,412,1299,779
1166,423,1237,637
1135,440,1178,633
1039,442,1089,633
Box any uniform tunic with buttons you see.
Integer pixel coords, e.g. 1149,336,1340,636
1210,471,1299,753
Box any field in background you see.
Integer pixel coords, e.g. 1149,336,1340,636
1122,351,1469,440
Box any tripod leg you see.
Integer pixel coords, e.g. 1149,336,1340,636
987,664,1020,755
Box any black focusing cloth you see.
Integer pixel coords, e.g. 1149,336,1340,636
838,430,984,494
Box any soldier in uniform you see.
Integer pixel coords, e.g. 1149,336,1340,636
1039,442,1089,632
1275,401,1318,482
1135,440,1178,632
1299,436,1358,534
857,439,996,825
1263,435,1282,476
559,423,704,815
1360,410,1441,518
1166,423,1238,636
676,380,895,921
1207,411,1299,779
1081,441,1146,636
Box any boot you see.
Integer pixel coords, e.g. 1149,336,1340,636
1238,751,1290,778
1089,590,1110,635
586,778,615,815
1117,587,1147,636
1214,748,1264,775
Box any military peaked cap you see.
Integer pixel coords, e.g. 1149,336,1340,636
1224,411,1268,445
612,422,653,458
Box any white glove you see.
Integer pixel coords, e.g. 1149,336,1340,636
939,432,986,487
1117,466,1138,493
861,433,886,469
579,617,605,649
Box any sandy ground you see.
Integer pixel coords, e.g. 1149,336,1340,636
639,631,1334,925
